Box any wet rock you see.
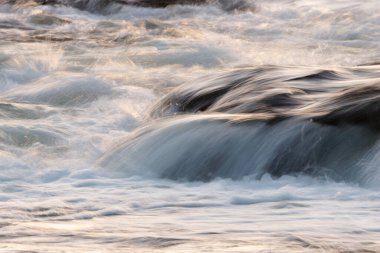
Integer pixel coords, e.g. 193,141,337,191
1,0,256,13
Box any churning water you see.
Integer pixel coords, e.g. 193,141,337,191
0,0,380,252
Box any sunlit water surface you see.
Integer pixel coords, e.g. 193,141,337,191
0,0,380,252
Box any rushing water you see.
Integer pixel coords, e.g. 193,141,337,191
0,0,380,252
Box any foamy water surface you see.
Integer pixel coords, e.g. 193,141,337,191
0,0,380,252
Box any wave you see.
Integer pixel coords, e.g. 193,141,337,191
99,65,380,185
1,0,256,13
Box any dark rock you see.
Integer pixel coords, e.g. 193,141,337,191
1,0,256,13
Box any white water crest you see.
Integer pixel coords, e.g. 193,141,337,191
0,0,380,252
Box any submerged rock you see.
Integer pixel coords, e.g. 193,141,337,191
99,65,380,184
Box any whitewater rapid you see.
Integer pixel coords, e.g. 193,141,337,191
0,0,380,252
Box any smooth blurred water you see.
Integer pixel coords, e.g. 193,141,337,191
0,0,379,252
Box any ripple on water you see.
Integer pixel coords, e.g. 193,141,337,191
3,75,114,106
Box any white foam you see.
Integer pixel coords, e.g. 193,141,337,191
0,0,379,251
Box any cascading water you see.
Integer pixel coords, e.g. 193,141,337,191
0,0,379,252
